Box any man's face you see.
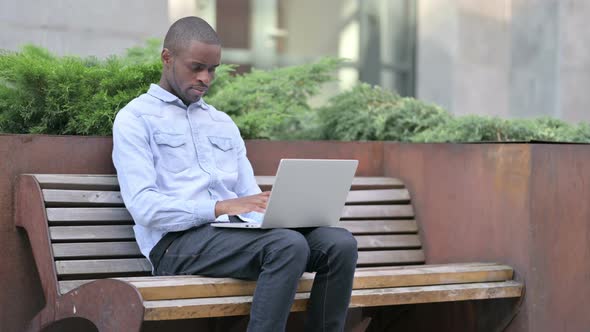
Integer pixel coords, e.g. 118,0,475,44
161,40,221,105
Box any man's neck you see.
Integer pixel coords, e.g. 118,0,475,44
157,80,197,107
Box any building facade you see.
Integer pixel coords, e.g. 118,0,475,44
1,0,588,123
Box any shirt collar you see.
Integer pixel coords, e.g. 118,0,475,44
147,84,208,110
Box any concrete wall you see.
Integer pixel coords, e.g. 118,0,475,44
417,0,590,123
2,1,589,121
0,0,170,58
558,0,590,123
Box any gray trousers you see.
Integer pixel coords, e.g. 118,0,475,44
150,225,358,332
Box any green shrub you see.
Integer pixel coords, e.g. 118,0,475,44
315,83,590,143
412,115,509,142
413,116,590,143
1,44,588,143
122,38,161,65
0,44,339,138
0,45,161,135
206,57,341,139
317,83,451,141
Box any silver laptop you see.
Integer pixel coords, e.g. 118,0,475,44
211,159,358,229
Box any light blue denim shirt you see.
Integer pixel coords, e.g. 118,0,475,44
112,84,262,263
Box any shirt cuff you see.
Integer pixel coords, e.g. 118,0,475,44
194,199,217,222
240,211,264,223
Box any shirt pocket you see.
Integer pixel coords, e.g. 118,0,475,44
208,136,238,173
153,132,190,173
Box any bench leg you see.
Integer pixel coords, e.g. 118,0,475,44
343,308,373,332
26,306,55,332
27,279,144,332
350,317,372,332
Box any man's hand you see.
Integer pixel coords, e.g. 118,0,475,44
215,192,271,217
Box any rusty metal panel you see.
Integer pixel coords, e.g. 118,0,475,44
528,144,590,332
0,136,386,331
246,140,384,176
383,142,590,331
383,143,532,331
0,135,116,332
384,143,531,264
4,135,588,331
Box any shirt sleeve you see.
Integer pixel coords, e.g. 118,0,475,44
233,134,262,197
112,110,216,232
232,133,265,222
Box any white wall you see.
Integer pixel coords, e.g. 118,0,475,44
558,0,590,123
417,0,590,123
0,0,170,58
2,0,588,122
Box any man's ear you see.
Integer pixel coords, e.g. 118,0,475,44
161,48,173,67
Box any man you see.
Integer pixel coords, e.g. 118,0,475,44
112,16,357,332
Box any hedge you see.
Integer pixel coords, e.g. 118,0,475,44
1,44,588,142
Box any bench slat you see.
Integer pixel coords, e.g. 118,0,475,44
52,242,141,258
346,189,410,204
49,220,418,241
357,250,424,266
128,263,517,301
35,174,404,190
55,258,151,276
34,174,120,190
255,176,404,190
49,225,419,250
41,188,411,206
46,205,412,224
342,205,414,219
338,220,418,234
356,235,421,249
43,190,125,207
58,263,514,297
47,208,132,223
54,249,424,277
142,281,523,320
50,225,135,241
50,236,420,261
46,219,418,234
59,262,514,295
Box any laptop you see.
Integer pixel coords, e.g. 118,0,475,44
211,159,358,229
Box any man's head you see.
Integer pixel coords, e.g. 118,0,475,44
159,17,221,105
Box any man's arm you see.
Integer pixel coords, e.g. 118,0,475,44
112,110,216,232
233,135,263,197
215,191,270,216
227,134,268,221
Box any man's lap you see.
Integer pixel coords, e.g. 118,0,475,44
153,224,355,277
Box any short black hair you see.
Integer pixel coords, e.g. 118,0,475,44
163,16,220,54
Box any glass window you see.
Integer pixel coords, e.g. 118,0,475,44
216,0,416,96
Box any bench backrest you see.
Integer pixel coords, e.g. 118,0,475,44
28,174,424,295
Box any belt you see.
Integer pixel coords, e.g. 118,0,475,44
148,230,185,272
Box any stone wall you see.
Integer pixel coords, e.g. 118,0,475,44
0,0,169,57
417,0,590,123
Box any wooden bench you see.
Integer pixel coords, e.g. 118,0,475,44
15,174,524,331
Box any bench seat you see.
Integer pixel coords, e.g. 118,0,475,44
141,264,521,320
15,174,524,331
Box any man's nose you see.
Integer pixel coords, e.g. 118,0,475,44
196,70,212,84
